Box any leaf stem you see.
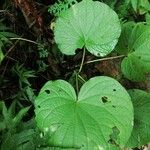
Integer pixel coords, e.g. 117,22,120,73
78,74,86,83
0,10,7,13
84,55,125,65
75,47,86,95
78,47,86,74
10,37,38,45
75,72,79,95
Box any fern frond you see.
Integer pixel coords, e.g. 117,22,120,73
48,0,77,16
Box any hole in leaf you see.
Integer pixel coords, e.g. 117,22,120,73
45,90,50,94
72,1,76,5
97,53,100,56
113,89,116,92
112,105,116,108
108,139,115,145
101,96,108,103
108,126,120,146
38,105,41,108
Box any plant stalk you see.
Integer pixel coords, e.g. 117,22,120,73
84,55,125,65
10,37,38,45
78,47,86,74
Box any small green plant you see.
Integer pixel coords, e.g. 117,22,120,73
0,101,31,149
12,64,35,87
48,0,77,16
0,101,50,150
37,43,49,72
0,21,17,64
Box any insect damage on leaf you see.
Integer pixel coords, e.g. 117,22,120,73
35,77,133,150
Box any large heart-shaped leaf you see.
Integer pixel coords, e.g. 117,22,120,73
126,89,150,148
35,76,133,150
54,0,121,57
116,23,150,81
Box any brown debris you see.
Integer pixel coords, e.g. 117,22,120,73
11,0,44,35
95,59,121,79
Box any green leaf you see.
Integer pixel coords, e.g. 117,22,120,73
117,23,150,81
1,129,35,150
0,31,17,38
126,89,150,148
0,48,4,64
1,132,16,150
14,129,35,149
13,106,30,127
0,22,18,65
146,13,150,24
131,0,138,12
121,53,145,81
48,0,77,16
0,24,10,30
54,0,121,57
138,0,150,15
115,21,135,55
2,102,13,127
35,76,133,149
130,0,150,14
